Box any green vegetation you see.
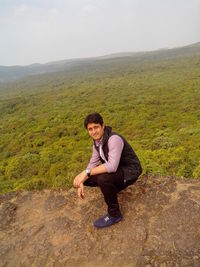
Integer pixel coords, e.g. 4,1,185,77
0,46,200,193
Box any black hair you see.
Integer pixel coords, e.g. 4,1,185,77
84,112,104,129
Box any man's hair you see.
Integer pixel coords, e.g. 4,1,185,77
84,112,104,129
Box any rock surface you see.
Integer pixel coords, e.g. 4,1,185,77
0,175,200,267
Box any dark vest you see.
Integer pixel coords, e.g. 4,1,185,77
94,126,142,184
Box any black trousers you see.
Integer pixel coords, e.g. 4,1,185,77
84,168,127,217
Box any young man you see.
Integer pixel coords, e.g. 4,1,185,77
73,113,142,228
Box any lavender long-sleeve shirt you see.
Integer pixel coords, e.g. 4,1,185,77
87,135,124,173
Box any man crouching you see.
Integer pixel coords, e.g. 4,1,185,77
73,112,142,228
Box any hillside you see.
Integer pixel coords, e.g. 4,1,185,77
0,42,200,83
0,175,200,266
0,42,200,193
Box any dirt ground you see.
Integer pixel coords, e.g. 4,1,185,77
0,175,200,267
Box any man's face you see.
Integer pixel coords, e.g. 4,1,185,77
87,123,105,141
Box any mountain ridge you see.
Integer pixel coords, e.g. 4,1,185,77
0,42,200,83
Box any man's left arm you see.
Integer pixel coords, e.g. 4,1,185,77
103,135,124,173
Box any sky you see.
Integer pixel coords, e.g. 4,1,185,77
0,0,199,66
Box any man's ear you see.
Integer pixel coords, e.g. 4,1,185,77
102,123,105,129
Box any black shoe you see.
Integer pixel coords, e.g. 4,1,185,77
93,213,122,228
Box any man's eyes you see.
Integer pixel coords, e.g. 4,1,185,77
89,126,99,131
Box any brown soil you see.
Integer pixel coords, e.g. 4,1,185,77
0,175,200,267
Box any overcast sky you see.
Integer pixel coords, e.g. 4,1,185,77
0,0,199,66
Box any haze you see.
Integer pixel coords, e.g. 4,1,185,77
0,0,199,66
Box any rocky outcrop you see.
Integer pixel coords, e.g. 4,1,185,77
0,175,200,267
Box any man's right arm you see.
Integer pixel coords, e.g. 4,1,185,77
73,145,100,188
87,145,100,169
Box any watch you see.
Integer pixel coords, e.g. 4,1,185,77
86,168,91,178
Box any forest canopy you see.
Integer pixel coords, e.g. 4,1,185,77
0,44,200,193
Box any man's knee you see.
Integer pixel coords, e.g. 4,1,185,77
97,173,112,186
84,176,98,187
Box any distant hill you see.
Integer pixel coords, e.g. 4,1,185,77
0,42,200,83
0,58,89,83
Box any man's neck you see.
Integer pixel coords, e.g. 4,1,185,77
95,136,103,145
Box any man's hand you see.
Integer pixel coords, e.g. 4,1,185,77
77,183,84,199
73,170,87,188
